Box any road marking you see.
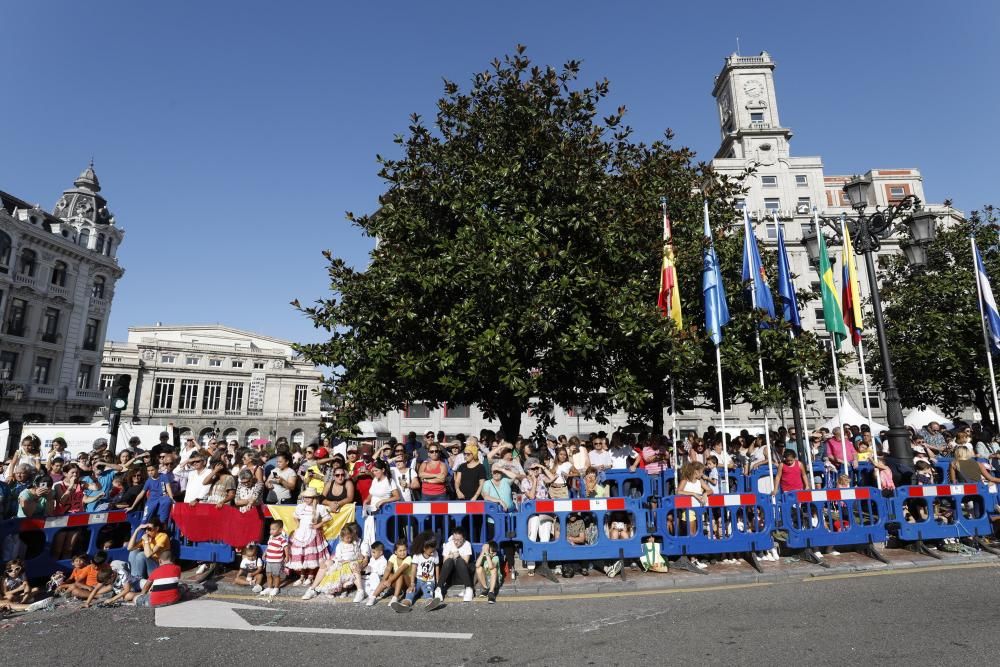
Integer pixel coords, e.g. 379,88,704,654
207,581,771,605
155,600,473,639
804,561,1000,582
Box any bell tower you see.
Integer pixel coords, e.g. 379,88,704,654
712,51,793,162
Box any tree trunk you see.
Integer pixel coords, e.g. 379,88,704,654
497,410,523,441
974,387,995,433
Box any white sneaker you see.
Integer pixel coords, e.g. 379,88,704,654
269,587,280,597
301,576,313,588
353,589,367,603
389,595,399,605
291,577,304,587
365,595,377,607
251,584,263,594
139,579,148,590
827,550,841,556
302,588,318,600
27,597,55,612
462,587,474,602
434,587,443,600
195,563,209,575
258,587,272,596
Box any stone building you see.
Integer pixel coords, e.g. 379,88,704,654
0,164,125,427
100,324,324,446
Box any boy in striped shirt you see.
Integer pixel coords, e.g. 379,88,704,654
131,551,182,607
261,521,290,597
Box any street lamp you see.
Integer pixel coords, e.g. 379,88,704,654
805,177,926,477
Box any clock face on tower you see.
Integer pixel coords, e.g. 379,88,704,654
743,79,764,99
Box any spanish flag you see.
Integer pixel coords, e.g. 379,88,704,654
658,203,683,329
841,226,864,346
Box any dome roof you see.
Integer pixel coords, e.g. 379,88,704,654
74,162,101,192
54,162,113,225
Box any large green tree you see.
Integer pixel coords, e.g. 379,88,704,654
296,47,833,437
873,205,1000,426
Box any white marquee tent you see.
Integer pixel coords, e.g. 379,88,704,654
819,396,889,433
904,406,953,430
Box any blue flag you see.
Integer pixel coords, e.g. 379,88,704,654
702,200,730,346
775,221,801,333
741,209,776,321
974,239,1000,353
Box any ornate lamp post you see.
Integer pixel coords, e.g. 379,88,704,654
802,177,931,477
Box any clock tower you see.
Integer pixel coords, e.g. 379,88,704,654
712,51,793,162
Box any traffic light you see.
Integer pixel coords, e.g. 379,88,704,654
111,374,131,412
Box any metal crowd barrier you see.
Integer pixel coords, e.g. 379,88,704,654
779,487,888,566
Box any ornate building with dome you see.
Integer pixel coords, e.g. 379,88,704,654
0,163,125,435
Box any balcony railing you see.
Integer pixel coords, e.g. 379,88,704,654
151,408,173,415
3,325,25,337
73,389,104,401
177,409,197,415
201,409,218,415
246,409,263,416
89,296,108,310
13,273,36,288
48,284,70,299
224,409,243,416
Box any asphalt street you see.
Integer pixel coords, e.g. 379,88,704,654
3,562,999,666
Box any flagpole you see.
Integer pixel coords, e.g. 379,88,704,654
669,376,679,490
794,370,814,483
972,236,1000,426
747,211,774,493
714,344,728,488
829,338,848,478
855,339,882,488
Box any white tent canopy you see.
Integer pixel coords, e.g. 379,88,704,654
904,406,953,431
820,395,889,434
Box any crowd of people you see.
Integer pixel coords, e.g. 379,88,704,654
0,418,998,614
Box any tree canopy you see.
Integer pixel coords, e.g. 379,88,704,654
296,46,834,438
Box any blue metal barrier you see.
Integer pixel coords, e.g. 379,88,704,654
657,492,775,569
516,497,648,570
891,484,997,547
596,469,660,499
744,466,777,494
780,487,888,563
0,510,142,578
374,501,509,554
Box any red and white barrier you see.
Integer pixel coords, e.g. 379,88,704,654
533,498,627,513
795,488,873,503
18,510,129,532
394,501,488,515
673,493,757,509
906,484,979,498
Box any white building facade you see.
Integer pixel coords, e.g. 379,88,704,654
381,51,962,440
100,325,324,446
0,164,125,429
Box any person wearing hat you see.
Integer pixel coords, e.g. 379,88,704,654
286,486,332,588
150,425,179,466
124,435,145,456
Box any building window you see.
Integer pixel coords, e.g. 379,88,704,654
735,198,746,210
5,298,28,337
888,186,906,201
202,381,222,411
77,364,93,390
839,191,851,206
253,361,265,369
810,281,821,293
179,379,199,410
161,354,176,364
444,403,471,419
814,307,825,322
78,228,90,249
802,222,816,237
95,234,105,255
153,377,175,409
764,198,780,212
796,197,812,214
404,403,430,419
83,318,100,351
761,175,777,188
51,261,68,287
186,356,200,365
92,276,106,299
763,223,778,240
862,391,882,410
231,360,244,368
225,382,244,411
0,351,17,380
750,112,765,123
0,231,11,272
100,373,116,390
294,384,308,414
32,357,51,384
209,359,222,367
18,248,37,277
825,392,839,410
795,175,809,187
41,307,60,343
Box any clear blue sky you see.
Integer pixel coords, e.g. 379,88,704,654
2,1,997,345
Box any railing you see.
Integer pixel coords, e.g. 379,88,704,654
730,55,768,64
748,121,772,129
224,409,242,416
246,409,263,416
3,325,25,337
177,409,196,415
48,284,70,299
31,385,55,397
89,296,108,310
73,389,104,401
13,273,36,288
151,408,172,415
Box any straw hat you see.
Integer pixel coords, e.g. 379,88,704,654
300,487,321,499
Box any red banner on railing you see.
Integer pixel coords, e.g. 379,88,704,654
170,504,265,547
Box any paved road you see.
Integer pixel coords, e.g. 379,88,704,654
5,563,999,665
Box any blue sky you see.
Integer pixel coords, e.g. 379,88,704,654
2,1,997,345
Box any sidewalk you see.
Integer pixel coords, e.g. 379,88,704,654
200,545,1000,600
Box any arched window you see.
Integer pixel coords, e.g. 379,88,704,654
291,429,305,446
18,248,36,277
95,233,105,255
222,428,239,444
104,240,113,257
92,276,106,299
51,261,68,287
245,428,261,446
0,231,11,271
199,427,216,445
78,228,90,249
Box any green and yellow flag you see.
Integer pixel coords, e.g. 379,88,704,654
817,229,848,348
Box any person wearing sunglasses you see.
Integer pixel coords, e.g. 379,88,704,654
418,446,449,501
321,465,356,513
